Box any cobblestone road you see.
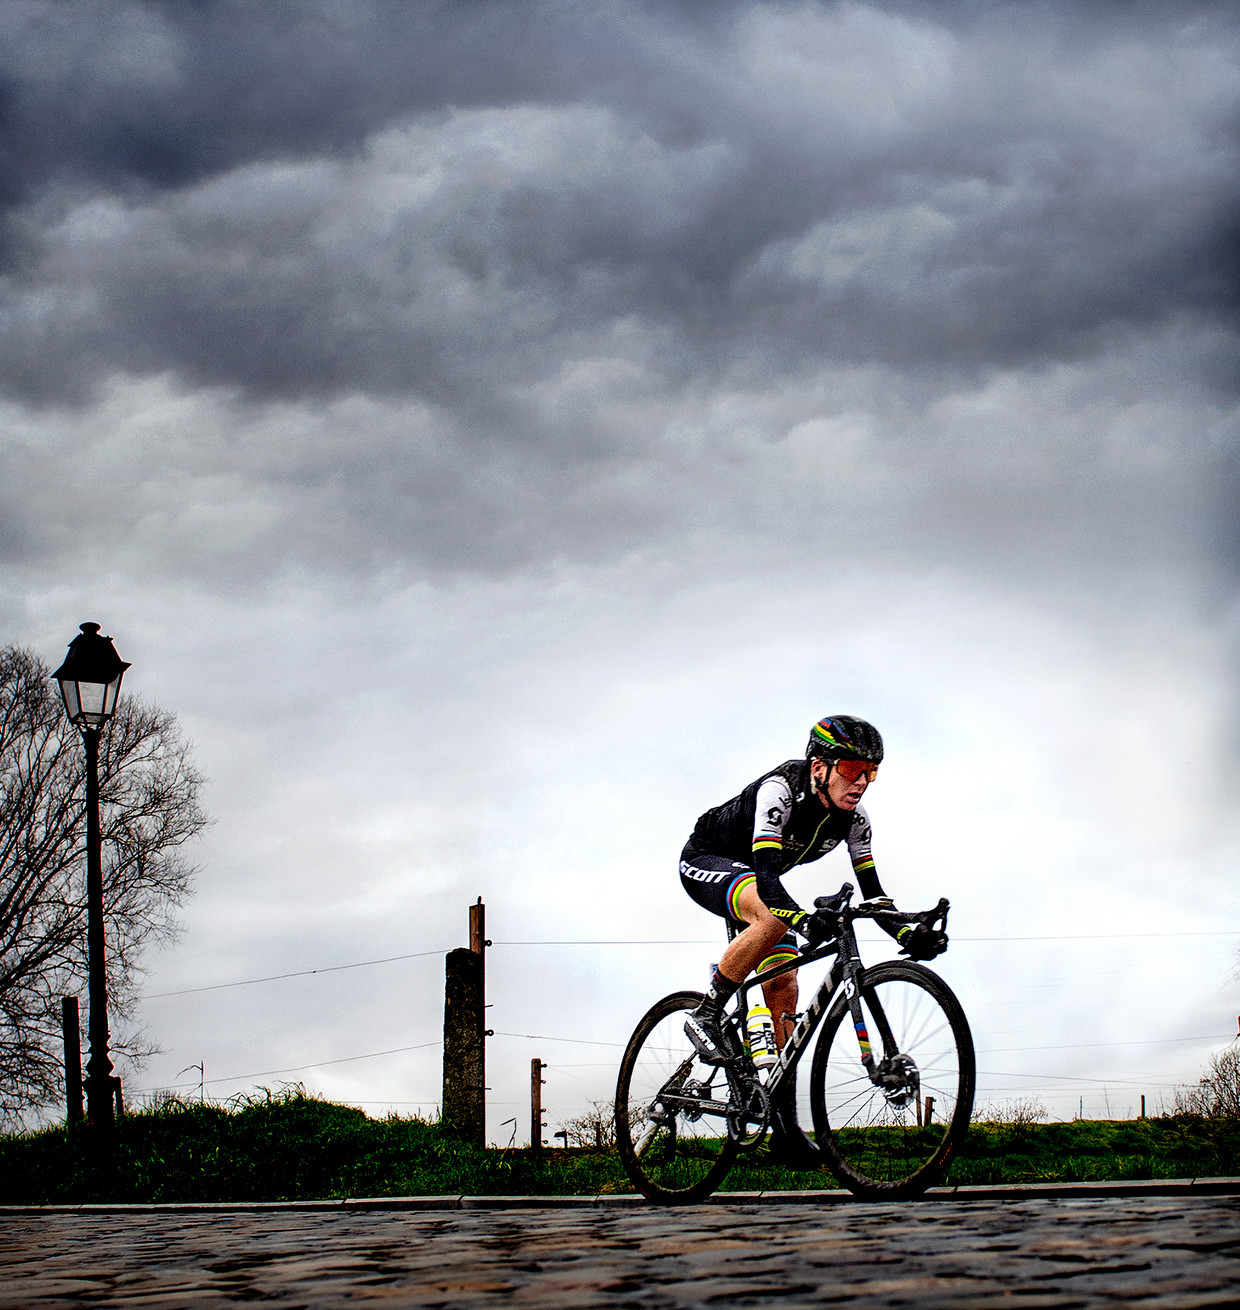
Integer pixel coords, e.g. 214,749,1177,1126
2,1196,1238,1308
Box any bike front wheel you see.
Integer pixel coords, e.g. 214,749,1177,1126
809,961,974,1199
615,990,740,1204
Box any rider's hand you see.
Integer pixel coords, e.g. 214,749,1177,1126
897,923,948,961
802,908,837,948
859,897,904,942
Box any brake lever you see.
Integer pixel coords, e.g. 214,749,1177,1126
919,897,950,932
814,882,854,916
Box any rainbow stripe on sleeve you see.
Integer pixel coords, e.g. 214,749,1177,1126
753,835,783,852
851,855,876,876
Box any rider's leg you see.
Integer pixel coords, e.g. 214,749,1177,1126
718,881,791,982
685,881,789,1062
725,892,821,1169
760,970,798,1050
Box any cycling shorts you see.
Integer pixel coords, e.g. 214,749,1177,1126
679,848,799,972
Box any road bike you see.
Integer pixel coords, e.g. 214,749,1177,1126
615,882,975,1204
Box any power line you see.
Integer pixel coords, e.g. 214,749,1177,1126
977,1068,1170,1089
491,939,717,946
980,1034,1233,1054
141,929,1240,1000
490,1030,627,1048
144,949,449,998
954,932,1240,942
132,1040,443,1094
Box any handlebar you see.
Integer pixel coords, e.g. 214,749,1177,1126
812,883,951,934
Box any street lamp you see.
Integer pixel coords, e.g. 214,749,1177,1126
52,623,131,1127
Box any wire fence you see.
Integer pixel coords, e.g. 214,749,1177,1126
133,931,1239,1108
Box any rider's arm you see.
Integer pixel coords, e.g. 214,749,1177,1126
845,805,887,901
846,807,931,949
750,776,808,929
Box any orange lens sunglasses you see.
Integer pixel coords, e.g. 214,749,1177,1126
834,758,878,784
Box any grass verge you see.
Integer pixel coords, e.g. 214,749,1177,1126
1,1090,1237,1204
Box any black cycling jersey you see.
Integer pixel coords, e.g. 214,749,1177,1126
681,758,886,932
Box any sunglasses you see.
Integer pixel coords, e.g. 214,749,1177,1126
833,758,878,784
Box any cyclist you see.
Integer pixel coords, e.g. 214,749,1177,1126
679,714,936,1167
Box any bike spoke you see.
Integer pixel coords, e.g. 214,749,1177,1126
810,962,974,1198
616,991,740,1203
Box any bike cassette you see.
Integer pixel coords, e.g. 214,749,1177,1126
677,1079,714,1123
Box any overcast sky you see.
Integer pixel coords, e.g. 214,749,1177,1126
3,0,1238,1137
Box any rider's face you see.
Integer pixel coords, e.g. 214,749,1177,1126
813,758,870,811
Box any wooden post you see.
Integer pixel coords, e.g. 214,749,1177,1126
62,997,83,1125
442,899,487,1146
923,1095,935,1126
1140,1095,1146,1119
531,1058,545,1152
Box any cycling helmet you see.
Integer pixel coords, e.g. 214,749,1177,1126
806,715,884,764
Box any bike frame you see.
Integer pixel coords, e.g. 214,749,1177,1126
649,886,949,1131
734,917,865,1099
674,887,951,1129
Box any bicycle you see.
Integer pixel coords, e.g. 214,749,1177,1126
615,881,975,1204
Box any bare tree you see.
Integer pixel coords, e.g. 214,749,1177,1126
1172,1046,1240,1119
0,645,209,1123
560,1099,616,1151
973,1097,1048,1128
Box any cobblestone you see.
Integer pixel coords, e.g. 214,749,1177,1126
1,1196,1238,1307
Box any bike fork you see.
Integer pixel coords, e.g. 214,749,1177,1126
840,953,879,1081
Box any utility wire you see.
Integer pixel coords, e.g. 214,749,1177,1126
491,939,717,945
145,949,449,998
142,930,1240,1000
490,1030,627,1048
132,1040,443,1094
980,1034,1233,1054
492,933,1240,943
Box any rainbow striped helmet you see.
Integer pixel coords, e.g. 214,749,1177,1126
806,715,884,764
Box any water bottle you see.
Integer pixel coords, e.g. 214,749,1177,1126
746,1004,777,1071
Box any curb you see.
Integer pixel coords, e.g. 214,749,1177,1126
3,1178,1239,1214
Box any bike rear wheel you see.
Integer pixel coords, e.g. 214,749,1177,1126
809,961,974,1198
615,990,740,1204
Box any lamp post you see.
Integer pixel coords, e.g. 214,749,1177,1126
51,623,130,1128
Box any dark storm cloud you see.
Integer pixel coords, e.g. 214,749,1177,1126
1,0,1237,408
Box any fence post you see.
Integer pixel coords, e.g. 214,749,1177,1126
442,899,487,1146
531,1058,545,1152
62,997,83,1125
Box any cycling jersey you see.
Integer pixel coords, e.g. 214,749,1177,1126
680,758,886,932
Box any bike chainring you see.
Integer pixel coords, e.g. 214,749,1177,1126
725,1065,771,1150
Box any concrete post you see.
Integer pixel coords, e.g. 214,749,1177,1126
442,898,488,1147
442,948,485,1145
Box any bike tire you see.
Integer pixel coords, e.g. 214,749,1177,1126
615,990,741,1205
808,960,974,1199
